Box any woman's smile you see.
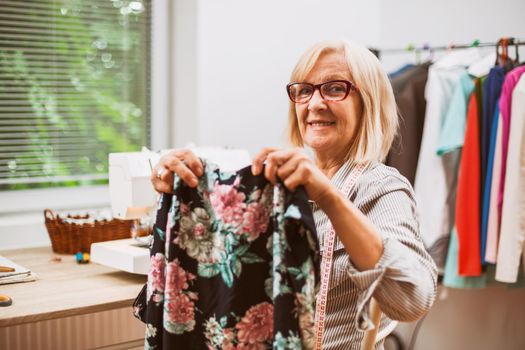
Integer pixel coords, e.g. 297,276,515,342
307,120,336,133
307,120,336,127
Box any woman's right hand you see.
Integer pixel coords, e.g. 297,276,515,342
150,149,203,193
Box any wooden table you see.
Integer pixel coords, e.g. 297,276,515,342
0,246,146,328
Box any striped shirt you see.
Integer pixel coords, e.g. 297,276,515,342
312,161,438,350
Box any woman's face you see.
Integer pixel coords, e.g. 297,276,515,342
295,51,363,158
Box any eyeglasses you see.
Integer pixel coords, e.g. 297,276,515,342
286,80,359,103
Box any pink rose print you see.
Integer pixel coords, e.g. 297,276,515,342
187,291,198,301
236,302,274,344
210,181,246,227
221,342,235,350
222,334,236,350
218,328,237,350
193,222,206,237
241,202,269,241
180,202,190,215
149,253,165,293
223,328,235,342
166,293,195,324
165,259,195,297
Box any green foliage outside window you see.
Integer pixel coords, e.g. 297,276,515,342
0,0,151,190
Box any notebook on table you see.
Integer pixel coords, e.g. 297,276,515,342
0,255,37,285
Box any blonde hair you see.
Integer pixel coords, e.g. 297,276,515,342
287,40,398,163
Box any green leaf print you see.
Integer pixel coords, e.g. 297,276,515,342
273,331,302,350
240,252,265,264
219,316,228,327
234,258,242,277
220,263,234,288
210,220,219,232
287,266,302,276
154,226,165,242
164,320,196,335
218,170,235,181
234,244,249,256
224,232,239,249
198,263,221,278
288,261,313,281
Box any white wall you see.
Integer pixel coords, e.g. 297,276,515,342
378,0,525,72
172,0,525,155
170,1,525,350
172,0,381,155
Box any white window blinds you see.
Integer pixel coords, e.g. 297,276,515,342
0,0,151,191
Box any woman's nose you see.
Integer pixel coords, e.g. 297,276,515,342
307,89,327,112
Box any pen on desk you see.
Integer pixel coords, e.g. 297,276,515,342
0,265,15,272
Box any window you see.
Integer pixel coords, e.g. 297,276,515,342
0,0,151,191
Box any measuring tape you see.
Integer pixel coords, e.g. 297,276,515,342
314,163,367,350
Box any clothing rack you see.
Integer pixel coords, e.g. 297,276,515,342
370,38,524,58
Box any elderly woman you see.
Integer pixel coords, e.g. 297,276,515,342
152,40,437,349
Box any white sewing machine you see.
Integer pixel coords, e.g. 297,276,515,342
90,147,251,275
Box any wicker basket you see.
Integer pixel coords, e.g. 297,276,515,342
44,209,132,254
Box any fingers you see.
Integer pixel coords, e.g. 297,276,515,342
251,147,280,176
264,149,295,184
167,149,203,177
151,146,313,195
164,149,203,187
282,162,307,191
151,149,203,192
258,148,305,185
150,163,174,193
276,151,309,183
153,170,174,193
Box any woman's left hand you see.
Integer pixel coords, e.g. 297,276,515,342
251,147,335,206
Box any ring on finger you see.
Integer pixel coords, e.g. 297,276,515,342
156,168,165,180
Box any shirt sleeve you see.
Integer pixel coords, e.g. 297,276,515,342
345,167,438,330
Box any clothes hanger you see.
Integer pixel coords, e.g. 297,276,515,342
496,37,516,72
423,42,435,63
405,43,421,65
510,37,523,66
512,38,519,63
495,38,505,66
468,39,497,78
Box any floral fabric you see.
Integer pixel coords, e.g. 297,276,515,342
142,160,320,350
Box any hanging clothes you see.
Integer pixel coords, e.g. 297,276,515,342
388,63,416,80
387,62,431,187
435,71,486,287
497,66,525,229
141,161,320,350
485,115,504,263
496,68,525,283
414,48,481,269
483,104,503,263
443,228,488,288
486,67,525,265
480,67,506,265
436,72,474,155
481,67,505,183
455,79,484,276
